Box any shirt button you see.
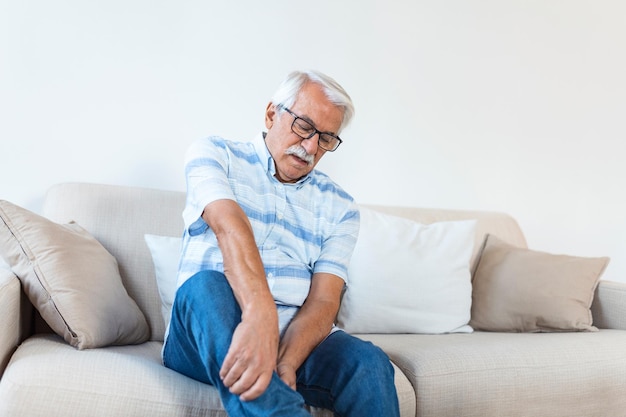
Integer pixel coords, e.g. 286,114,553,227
277,213,283,220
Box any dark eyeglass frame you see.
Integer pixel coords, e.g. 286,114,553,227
278,105,343,152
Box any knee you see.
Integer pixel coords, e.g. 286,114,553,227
175,271,232,306
362,342,394,376
342,340,395,386
172,270,241,323
167,270,241,362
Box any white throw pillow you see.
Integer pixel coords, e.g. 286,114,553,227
336,207,477,334
144,234,181,329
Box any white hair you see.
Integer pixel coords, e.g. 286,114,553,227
271,70,355,134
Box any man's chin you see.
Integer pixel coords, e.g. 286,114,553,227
276,165,312,184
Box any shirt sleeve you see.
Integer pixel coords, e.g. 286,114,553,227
314,201,360,282
182,137,237,236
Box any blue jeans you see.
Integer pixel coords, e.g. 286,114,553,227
163,270,401,417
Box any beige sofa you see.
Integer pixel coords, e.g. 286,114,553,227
2,182,626,417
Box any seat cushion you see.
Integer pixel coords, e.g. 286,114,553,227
360,330,626,417
0,334,415,417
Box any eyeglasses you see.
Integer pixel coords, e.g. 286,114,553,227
278,105,343,152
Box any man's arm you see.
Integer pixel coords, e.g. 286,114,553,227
202,199,279,401
276,272,345,390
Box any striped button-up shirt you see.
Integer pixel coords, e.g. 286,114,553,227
178,133,360,334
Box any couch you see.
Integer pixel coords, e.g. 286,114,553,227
2,182,626,417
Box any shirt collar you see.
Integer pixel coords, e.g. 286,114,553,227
252,132,275,175
252,132,313,187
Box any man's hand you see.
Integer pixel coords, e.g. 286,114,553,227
276,362,297,391
219,303,279,401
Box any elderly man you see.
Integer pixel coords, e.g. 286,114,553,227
163,70,400,416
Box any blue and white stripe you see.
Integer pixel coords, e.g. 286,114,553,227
177,133,360,333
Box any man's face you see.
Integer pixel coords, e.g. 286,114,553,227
264,82,344,183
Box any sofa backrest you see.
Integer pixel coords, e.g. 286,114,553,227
42,182,527,342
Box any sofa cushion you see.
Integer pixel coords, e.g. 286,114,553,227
470,234,609,332
0,334,416,417
0,200,149,349
337,207,476,334
361,330,626,417
144,234,181,329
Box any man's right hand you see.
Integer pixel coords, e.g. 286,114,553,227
219,302,279,401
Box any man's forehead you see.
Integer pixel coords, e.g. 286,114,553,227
290,86,341,131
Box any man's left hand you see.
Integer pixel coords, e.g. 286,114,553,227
276,362,297,390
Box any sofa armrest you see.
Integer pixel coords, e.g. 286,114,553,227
591,280,626,330
0,268,26,377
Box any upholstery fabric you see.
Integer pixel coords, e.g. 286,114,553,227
0,334,416,417
361,330,626,417
0,269,20,376
591,280,626,330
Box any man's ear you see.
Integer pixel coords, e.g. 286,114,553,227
265,102,276,129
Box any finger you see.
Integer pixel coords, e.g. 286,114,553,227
238,371,273,402
220,338,248,385
220,357,247,389
219,351,236,381
227,364,265,397
277,370,296,390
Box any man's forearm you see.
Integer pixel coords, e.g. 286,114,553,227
277,273,345,381
202,199,275,313
277,300,337,371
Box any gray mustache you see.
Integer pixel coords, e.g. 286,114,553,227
285,145,314,166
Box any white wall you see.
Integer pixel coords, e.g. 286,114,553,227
2,1,625,281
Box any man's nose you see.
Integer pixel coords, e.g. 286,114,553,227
301,134,319,155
